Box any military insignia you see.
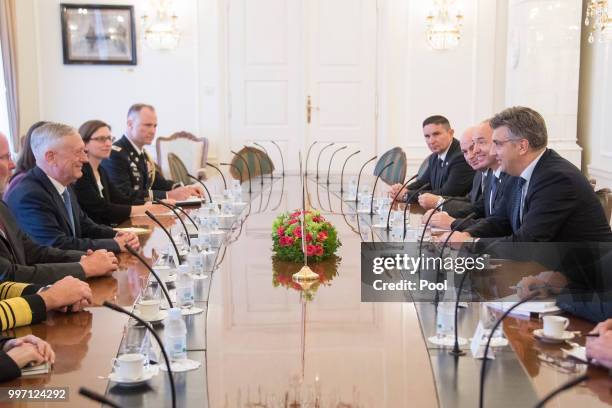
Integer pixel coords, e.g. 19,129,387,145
112,145,122,152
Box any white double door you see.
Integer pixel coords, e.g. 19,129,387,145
228,0,378,174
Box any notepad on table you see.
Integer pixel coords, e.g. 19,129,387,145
486,294,561,318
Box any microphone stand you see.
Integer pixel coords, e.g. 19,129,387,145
355,156,378,205
326,145,347,185
534,374,589,408
269,140,285,176
340,150,360,195
205,162,227,189
369,161,395,215
187,174,213,203
104,301,176,408
304,141,319,176
230,150,252,193
403,183,431,240
254,142,274,184
219,162,243,186
78,388,122,408
153,200,190,246
316,142,335,181
415,197,458,277
153,200,198,232
433,213,476,307
385,174,418,231
145,210,181,266
125,245,174,308
479,291,541,408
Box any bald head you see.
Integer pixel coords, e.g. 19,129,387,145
0,132,15,192
472,121,498,171
459,126,479,170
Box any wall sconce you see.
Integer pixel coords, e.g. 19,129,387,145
426,0,464,50
141,0,181,50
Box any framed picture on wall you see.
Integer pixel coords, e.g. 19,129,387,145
60,4,137,65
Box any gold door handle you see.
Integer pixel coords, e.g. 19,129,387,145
307,96,319,124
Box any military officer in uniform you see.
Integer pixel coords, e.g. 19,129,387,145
101,104,202,204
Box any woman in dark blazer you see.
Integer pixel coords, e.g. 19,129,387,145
74,120,166,226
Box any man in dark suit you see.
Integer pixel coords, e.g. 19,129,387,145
440,106,612,245
390,115,474,202
101,104,202,204
423,121,514,230
6,123,140,253
0,131,117,284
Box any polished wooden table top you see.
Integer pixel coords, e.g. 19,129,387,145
2,174,611,407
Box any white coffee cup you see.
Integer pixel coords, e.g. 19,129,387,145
138,299,160,320
542,315,569,338
112,353,145,380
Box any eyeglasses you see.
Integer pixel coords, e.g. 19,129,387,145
90,136,115,143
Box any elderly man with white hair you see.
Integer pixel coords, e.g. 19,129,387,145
6,123,140,252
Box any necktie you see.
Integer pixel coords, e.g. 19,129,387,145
61,189,76,236
489,174,500,215
140,152,149,187
0,218,17,262
511,177,526,233
434,158,444,189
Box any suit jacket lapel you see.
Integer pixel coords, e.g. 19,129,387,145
33,167,75,235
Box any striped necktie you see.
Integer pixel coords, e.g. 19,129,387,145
61,189,76,236
511,177,526,233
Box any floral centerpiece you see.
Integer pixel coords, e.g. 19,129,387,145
272,210,340,262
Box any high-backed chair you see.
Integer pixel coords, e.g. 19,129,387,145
229,146,274,181
373,147,407,185
156,132,209,180
417,158,429,180
167,153,192,186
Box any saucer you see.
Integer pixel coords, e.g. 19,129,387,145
133,309,168,324
109,366,158,387
533,329,575,343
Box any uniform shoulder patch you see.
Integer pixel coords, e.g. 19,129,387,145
112,145,122,152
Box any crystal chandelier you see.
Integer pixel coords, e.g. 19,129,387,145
585,0,611,43
141,0,180,50
426,0,464,50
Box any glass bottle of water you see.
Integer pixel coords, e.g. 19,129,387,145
164,308,187,361
175,265,194,309
436,301,455,341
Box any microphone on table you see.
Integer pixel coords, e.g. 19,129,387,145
326,145,347,185
253,142,274,183
304,141,319,176
220,162,243,187
103,301,176,408
478,289,548,408
316,142,335,181
145,210,181,268
340,150,360,195
438,213,479,356
153,200,198,232
125,245,174,309
248,145,265,186
355,156,378,205
78,387,122,408
385,174,418,231
534,374,589,408
402,183,431,240
230,150,252,193
369,161,395,215
205,162,227,190
186,174,213,203
416,197,459,273
268,140,285,176
152,200,191,246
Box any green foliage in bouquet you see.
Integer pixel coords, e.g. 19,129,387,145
272,210,341,263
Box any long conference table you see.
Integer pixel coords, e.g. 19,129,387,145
2,174,612,407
